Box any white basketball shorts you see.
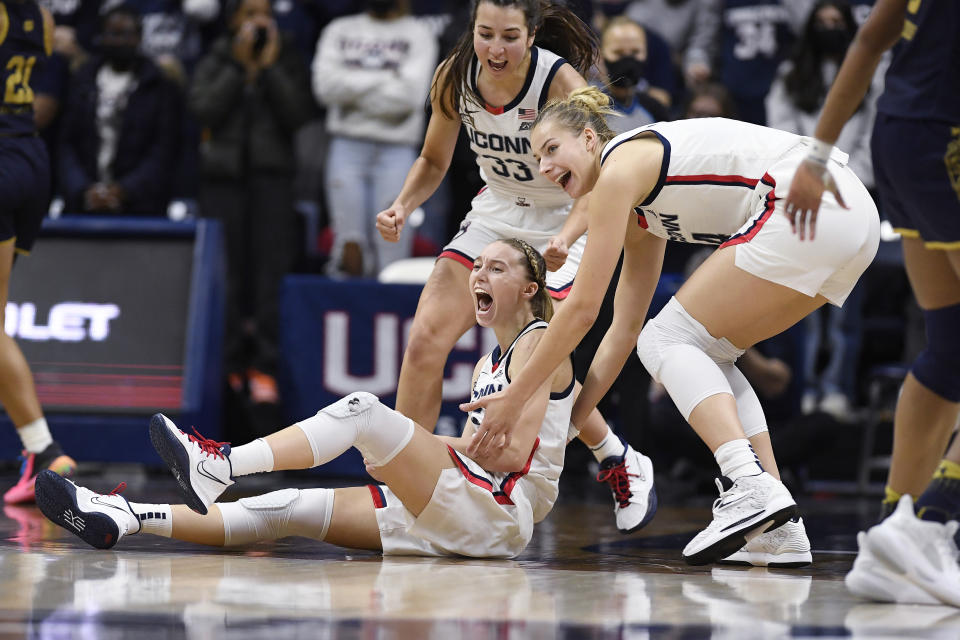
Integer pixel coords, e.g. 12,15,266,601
720,145,880,306
440,187,584,299
368,446,535,558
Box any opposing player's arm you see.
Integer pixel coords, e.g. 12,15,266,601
469,330,565,472
813,0,907,145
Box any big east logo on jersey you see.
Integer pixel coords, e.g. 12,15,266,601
5,302,120,342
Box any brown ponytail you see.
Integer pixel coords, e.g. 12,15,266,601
433,0,598,126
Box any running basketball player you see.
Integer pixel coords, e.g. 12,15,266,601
1,0,76,504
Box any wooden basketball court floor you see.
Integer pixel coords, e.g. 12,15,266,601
2,468,959,639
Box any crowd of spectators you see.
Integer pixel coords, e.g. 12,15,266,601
32,1,900,462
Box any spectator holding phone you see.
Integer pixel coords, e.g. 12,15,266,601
189,0,316,408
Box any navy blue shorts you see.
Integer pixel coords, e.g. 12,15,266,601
871,113,960,248
0,136,50,254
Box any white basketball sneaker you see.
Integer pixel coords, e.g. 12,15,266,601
722,517,812,567
149,413,233,515
682,472,798,566
597,444,658,533
846,495,960,607
34,470,141,549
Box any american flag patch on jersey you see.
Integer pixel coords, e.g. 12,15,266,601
518,108,536,121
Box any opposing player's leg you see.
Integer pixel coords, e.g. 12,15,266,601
394,257,477,429
0,241,75,504
846,495,960,607
881,239,960,512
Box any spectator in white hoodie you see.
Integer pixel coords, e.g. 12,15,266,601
313,0,438,277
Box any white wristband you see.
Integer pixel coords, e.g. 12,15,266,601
807,138,833,166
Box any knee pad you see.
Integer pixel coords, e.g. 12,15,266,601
636,298,744,420
298,393,415,468
218,487,334,545
719,363,768,437
912,304,960,402
637,297,746,381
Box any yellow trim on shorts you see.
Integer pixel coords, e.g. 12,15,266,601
893,227,960,249
893,227,920,238
925,240,960,250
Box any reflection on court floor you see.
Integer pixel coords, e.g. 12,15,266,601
2,472,958,639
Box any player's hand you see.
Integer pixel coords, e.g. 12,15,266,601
784,160,847,242
460,388,521,457
542,236,568,272
376,204,407,242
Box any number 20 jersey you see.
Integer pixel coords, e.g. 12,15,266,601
461,47,571,208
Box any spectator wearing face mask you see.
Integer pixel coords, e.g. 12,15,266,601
58,2,181,216
597,16,671,132
766,0,877,188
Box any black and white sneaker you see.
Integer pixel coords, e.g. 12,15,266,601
682,472,798,566
149,413,233,515
34,470,141,549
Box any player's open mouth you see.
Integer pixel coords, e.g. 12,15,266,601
475,289,493,313
489,60,507,72
558,171,571,188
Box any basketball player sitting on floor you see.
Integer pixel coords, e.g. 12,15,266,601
35,239,576,559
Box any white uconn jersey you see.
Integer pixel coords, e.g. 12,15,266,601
601,118,806,246
462,47,571,208
468,320,574,523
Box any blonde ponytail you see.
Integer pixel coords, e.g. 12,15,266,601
533,86,618,144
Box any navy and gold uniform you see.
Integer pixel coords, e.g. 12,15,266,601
871,0,960,248
0,0,52,254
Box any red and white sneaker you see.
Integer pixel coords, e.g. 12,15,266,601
597,443,658,533
34,471,141,550
149,413,233,515
4,446,77,505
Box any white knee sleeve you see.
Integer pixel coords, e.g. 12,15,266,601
296,392,415,468
719,363,768,437
217,487,335,545
637,297,747,420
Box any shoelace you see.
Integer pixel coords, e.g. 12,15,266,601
711,479,753,514
597,460,636,508
107,482,127,496
187,427,229,460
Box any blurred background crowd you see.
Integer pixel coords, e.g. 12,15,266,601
30,0,915,496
